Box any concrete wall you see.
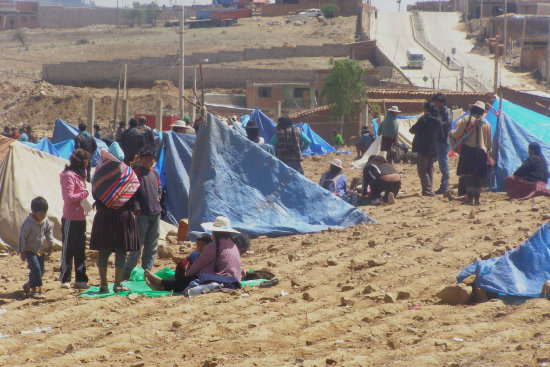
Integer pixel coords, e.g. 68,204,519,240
261,0,360,17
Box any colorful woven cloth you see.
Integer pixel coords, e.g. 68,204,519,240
92,159,140,209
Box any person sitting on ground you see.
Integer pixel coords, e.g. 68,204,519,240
90,146,140,293
115,121,126,142
74,123,97,182
410,102,441,197
93,124,101,140
11,127,19,140
120,118,145,165
378,106,400,163
18,196,54,299
137,116,155,148
26,125,37,143
332,129,344,148
319,158,348,197
362,155,401,205
170,119,196,135
356,126,374,159
270,116,311,175
504,142,550,200
145,216,243,292
123,147,162,280
174,233,212,280
18,127,28,142
2,126,10,137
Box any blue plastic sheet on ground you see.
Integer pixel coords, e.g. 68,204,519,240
52,118,107,167
457,222,550,298
187,113,375,238
23,138,75,160
295,122,336,156
160,131,196,225
488,98,550,191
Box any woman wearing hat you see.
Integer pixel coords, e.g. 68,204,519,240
144,216,243,292
319,158,348,197
378,106,401,163
450,101,492,206
170,119,196,135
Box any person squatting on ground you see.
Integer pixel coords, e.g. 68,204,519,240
59,149,91,289
123,147,162,280
90,145,140,293
431,93,452,194
378,106,400,163
504,142,550,200
410,102,441,196
450,101,493,206
271,116,311,175
145,216,243,292
18,197,54,299
332,129,344,148
362,155,401,205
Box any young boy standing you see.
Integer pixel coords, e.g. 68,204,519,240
124,147,162,279
18,197,54,299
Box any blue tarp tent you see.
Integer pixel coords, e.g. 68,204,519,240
158,131,196,225
188,114,375,238
52,118,107,167
245,108,277,144
295,122,336,156
488,98,550,191
23,138,74,160
457,222,550,298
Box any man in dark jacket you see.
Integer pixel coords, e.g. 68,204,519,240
74,123,97,182
137,116,155,149
120,118,145,165
410,102,441,196
432,93,452,194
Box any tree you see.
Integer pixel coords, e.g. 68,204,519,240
145,3,161,26
122,2,145,27
321,59,367,135
321,4,339,18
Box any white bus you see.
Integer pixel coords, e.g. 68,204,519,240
407,48,425,69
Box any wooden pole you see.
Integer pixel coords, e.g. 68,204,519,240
155,99,163,132
123,63,127,100
503,0,508,61
520,16,526,69
178,5,185,118
494,44,499,93
87,98,95,133
113,66,123,134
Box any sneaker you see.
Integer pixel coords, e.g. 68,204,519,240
74,281,88,289
422,191,435,197
60,282,71,289
434,188,447,195
387,192,396,205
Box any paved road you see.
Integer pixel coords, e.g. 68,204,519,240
421,12,535,90
376,11,464,91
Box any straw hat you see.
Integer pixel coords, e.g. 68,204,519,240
201,216,240,234
330,158,343,169
472,101,486,111
387,106,401,113
170,120,187,128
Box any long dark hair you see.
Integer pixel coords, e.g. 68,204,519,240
277,115,299,151
213,231,233,272
64,148,90,180
529,142,547,166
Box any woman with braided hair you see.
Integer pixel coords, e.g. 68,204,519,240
270,116,311,175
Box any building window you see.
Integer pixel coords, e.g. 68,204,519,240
293,88,308,98
258,87,271,98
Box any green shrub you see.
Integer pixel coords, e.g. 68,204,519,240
321,4,339,18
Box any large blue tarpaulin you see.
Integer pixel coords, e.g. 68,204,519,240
295,122,336,156
23,138,74,160
158,131,196,225
52,118,107,167
487,98,550,191
458,222,550,298
188,114,374,238
245,108,277,144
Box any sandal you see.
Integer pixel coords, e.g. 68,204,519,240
113,284,129,293
30,292,45,299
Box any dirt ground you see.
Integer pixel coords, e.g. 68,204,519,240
1,149,550,366
0,15,356,79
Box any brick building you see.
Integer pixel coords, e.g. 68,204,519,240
246,81,317,115
0,1,39,30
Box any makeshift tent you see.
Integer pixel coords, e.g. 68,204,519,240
351,136,382,170
295,122,336,156
457,222,550,298
188,114,374,238
23,138,74,160
158,131,196,225
245,108,277,144
488,98,550,191
0,142,176,250
52,118,107,166
0,136,12,164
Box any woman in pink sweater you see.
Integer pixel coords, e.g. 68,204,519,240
59,149,90,290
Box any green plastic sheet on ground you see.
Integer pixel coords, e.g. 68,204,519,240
79,267,177,298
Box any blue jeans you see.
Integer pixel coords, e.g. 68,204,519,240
25,252,45,288
436,142,450,191
124,214,160,277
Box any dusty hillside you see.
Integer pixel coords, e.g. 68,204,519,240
0,150,549,366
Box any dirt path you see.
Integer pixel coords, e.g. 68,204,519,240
1,150,549,366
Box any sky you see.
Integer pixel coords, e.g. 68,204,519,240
91,0,421,10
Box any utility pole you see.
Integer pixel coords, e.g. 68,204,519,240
178,5,185,119
439,0,441,12
520,15,526,68
461,66,465,91
397,0,401,12
503,0,508,61
192,65,197,122
546,18,550,92
494,43,499,93
480,0,483,30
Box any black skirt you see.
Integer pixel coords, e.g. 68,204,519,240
90,204,139,252
457,144,488,178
